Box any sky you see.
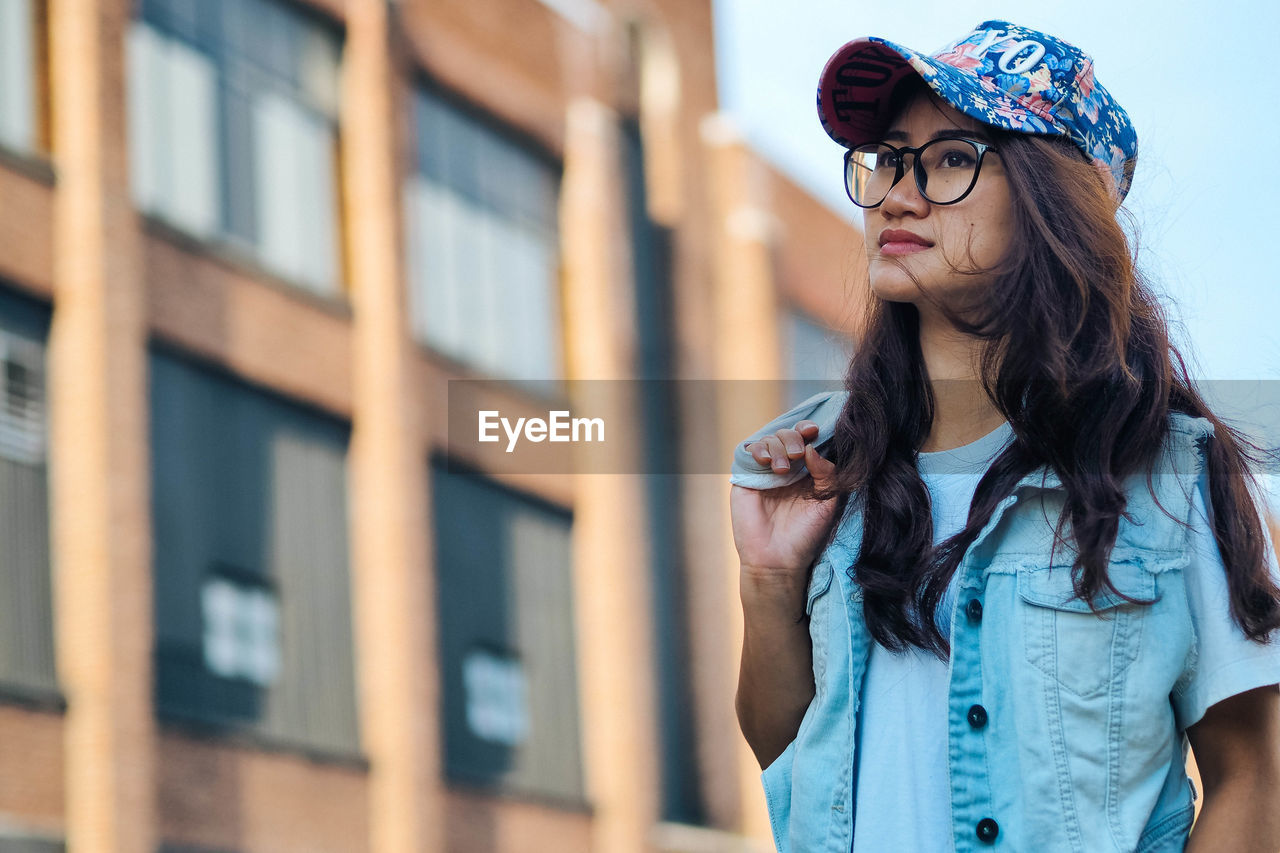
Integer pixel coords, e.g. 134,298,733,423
711,0,1280,453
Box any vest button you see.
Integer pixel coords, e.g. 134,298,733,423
967,704,988,729
976,817,999,843
966,598,984,622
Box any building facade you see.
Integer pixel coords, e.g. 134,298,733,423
0,0,862,851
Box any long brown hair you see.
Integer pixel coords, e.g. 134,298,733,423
814,79,1280,658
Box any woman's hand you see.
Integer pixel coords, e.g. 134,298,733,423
731,420,841,584
731,419,840,769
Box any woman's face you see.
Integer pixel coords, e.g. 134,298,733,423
862,90,1015,313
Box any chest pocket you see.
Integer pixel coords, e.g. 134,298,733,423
1018,559,1159,698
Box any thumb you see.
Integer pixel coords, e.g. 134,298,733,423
804,443,836,489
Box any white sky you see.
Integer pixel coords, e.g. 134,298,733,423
711,0,1280,397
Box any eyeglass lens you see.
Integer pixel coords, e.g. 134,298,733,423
846,139,983,207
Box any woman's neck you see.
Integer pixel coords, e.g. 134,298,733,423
917,311,1006,453
919,394,1008,452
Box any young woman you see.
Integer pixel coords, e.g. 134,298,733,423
730,20,1280,853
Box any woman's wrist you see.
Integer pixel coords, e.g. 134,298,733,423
740,563,809,616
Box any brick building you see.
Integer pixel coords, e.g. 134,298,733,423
0,0,861,851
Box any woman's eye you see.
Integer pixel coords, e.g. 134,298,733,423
939,150,976,168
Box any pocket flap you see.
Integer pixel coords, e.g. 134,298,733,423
1018,560,1157,612
805,559,834,616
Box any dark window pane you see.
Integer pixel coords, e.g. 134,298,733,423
431,460,584,804
138,0,171,28
259,0,299,85
220,0,256,61
150,350,358,756
139,0,203,43
621,116,705,823
164,0,199,41
414,89,483,204
0,288,56,700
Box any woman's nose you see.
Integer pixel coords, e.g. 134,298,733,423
880,158,929,216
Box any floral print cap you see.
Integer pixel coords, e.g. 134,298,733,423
816,20,1138,202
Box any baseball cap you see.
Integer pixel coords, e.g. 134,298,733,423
816,20,1138,202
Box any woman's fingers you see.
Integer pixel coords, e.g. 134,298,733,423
765,435,791,471
745,420,827,473
775,427,809,459
805,443,837,488
746,435,787,471
794,420,819,439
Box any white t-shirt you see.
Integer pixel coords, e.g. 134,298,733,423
852,420,1013,853
849,421,1280,852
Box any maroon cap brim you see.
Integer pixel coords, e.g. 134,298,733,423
816,38,928,149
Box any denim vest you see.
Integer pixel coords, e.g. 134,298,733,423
731,393,1212,852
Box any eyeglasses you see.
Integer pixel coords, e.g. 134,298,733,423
844,138,999,208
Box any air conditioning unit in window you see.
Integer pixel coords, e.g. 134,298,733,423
0,331,46,466
201,569,282,689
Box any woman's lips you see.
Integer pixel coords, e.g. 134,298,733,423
877,229,933,256
880,241,931,256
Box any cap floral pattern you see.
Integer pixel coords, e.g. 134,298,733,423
817,20,1138,202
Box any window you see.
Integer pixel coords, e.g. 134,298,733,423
150,349,358,756
127,0,342,295
405,88,562,381
430,460,584,804
0,288,56,699
786,309,852,407
0,0,38,153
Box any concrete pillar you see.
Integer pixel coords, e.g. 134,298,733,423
561,95,662,853
701,113,785,847
342,3,442,852
46,0,156,850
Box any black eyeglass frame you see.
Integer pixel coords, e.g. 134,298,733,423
843,138,1000,209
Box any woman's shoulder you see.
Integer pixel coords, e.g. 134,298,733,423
1160,410,1216,481
1167,410,1215,443
1098,411,1219,554
728,389,848,490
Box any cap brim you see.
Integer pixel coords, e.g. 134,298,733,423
817,39,922,148
816,37,1045,150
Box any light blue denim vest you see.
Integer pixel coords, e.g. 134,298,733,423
731,392,1213,852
